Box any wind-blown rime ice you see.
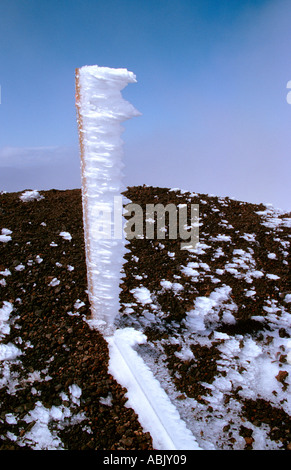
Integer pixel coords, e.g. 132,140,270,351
75,66,140,332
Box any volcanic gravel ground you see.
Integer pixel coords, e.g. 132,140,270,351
117,186,291,450
0,189,152,450
0,186,290,450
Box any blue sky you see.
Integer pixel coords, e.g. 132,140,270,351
0,0,290,209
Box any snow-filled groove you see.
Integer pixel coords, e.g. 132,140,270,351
106,328,201,450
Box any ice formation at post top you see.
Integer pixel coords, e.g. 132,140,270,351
75,65,140,332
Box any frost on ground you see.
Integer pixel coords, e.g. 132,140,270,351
0,186,290,450
0,188,153,451
117,186,291,450
0,299,87,450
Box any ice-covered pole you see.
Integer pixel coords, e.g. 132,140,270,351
75,65,140,333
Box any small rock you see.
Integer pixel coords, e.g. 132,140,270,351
120,437,133,447
276,370,288,383
244,437,254,446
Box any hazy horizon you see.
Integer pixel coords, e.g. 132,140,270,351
0,0,291,211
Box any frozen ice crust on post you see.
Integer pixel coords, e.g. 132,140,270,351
75,65,140,333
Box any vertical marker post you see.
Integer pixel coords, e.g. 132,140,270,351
75,65,140,333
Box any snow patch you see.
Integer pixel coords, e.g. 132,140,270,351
0,228,12,243
0,302,14,340
59,231,72,241
130,287,153,305
19,190,44,202
185,285,237,332
48,278,60,287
